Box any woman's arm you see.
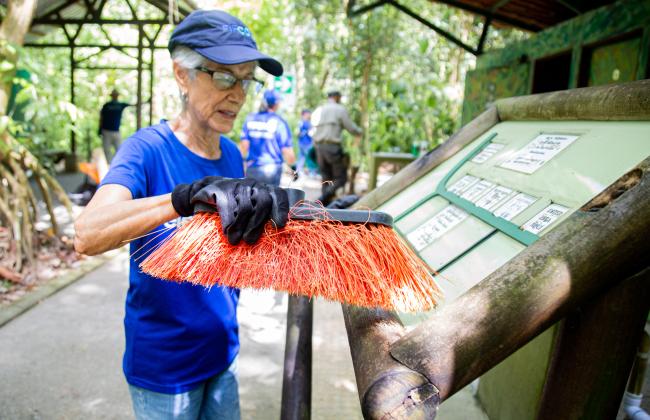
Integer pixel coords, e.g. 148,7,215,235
74,184,178,256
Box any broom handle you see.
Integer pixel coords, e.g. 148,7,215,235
285,188,306,207
290,205,393,227
286,187,393,226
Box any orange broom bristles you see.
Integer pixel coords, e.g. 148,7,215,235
140,210,441,312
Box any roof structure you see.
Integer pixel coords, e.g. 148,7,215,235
13,0,196,156
347,0,617,54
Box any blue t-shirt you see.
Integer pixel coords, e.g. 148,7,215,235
240,111,292,167
100,121,244,394
298,119,312,147
100,100,129,131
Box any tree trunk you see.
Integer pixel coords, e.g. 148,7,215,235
348,14,373,194
0,0,74,279
0,0,38,115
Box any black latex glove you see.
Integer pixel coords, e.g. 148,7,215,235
171,176,289,245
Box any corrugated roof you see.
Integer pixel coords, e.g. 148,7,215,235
429,0,617,31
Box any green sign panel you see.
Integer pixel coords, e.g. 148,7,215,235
273,75,294,94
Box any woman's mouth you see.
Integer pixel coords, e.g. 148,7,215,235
217,110,237,120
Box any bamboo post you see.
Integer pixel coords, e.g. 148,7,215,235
342,305,439,419
388,159,650,401
496,79,650,121
280,295,313,420
537,268,650,419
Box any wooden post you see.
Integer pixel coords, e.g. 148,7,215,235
342,305,439,419
136,24,143,130
149,49,154,126
388,159,650,401
537,268,650,419
280,295,313,420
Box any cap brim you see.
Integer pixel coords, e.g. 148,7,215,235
196,45,283,76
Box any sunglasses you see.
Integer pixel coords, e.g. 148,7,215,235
195,66,264,94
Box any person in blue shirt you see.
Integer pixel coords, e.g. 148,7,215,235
239,89,295,186
74,10,290,420
99,89,130,162
296,109,315,177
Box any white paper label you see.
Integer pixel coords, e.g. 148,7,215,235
461,179,495,203
522,204,569,234
448,175,479,194
499,134,579,174
475,185,513,210
407,205,468,251
493,193,537,221
472,143,505,164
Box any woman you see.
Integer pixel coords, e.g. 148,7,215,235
74,10,288,419
239,89,295,186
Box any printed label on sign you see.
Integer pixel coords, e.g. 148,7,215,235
522,204,569,234
407,205,468,251
448,175,479,194
493,193,537,221
475,185,513,210
472,143,505,164
499,134,579,174
461,179,495,203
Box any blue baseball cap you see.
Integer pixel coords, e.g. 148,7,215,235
263,90,281,107
168,10,283,76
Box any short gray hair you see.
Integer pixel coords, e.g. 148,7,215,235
170,46,205,107
171,46,206,78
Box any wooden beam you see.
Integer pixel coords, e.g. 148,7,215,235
124,0,138,20
136,24,143,129
388,0,478,55
347,0,388,17
537,268,650,419
496,79,650,121
36,0,78,23
476,16,492,55
342,304,439,418
389,159,650,400
32,18,171,25
429,0,542,32
24,42,168,49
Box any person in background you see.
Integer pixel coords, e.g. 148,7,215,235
310,90,362,205
295,109,314,177
239,89,295,186
75,10,289,419
98,89,130,162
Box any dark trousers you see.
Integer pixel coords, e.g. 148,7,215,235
315,143,347,206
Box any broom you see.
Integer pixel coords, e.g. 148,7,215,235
140,189,441,312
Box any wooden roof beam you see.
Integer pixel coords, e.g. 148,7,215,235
430,0,542,32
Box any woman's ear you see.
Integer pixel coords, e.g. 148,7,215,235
173,62,190,95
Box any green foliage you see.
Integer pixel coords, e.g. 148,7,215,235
13,0,528,171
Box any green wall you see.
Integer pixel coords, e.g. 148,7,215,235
462,0,650,124
478,327,557,420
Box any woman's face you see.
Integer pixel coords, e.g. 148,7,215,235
178,60,257,134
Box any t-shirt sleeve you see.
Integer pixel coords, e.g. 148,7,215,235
339,106,363,136
277,118,292,149
99,136,148,199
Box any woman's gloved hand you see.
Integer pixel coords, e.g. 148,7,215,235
171,176,289,245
